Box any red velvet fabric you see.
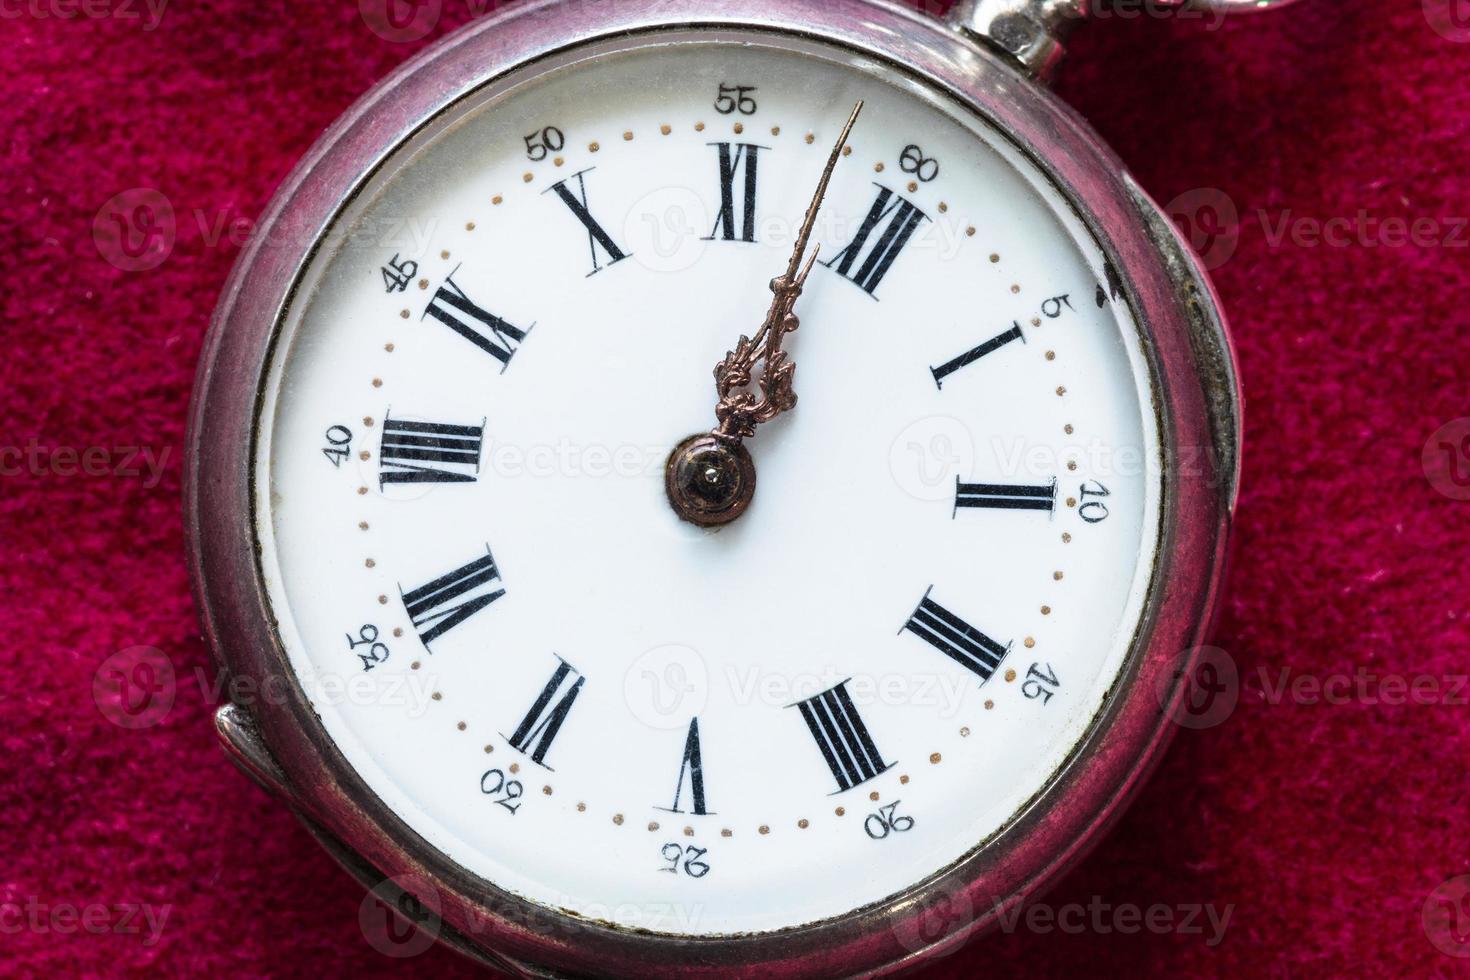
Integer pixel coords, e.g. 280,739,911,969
3,0,1468,975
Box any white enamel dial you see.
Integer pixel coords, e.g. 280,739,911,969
254,35,1162,936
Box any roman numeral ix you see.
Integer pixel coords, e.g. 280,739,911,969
823,184,929,298
660,717,710,815
930,322,1025,389
378,413,484,488
902,587,1011,684
955,476,1056,516
705,143,761,243
792,681,892,793
423,269,531,369
505,658,585,769
546,168,629,276
400,547,505,647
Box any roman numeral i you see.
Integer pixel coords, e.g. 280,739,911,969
704,142,761,243
378,413,484,488
930,322,1025,389
792,681,892,794
400,547,505,647
823,184,928,298
902,587,1011,684
546,168,629,276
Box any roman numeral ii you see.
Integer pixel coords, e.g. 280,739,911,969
400,547,505,647
792,681,892,793
955,476,1056,515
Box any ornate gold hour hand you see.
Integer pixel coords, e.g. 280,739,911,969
666,101,864,528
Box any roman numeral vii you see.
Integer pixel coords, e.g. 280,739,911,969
400,547,505,647
792,681,892,793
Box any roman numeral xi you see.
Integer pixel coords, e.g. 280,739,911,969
705,142,761,243
902,587,1011,684
400,547,505,647
792,681,893,793
378,413,484,488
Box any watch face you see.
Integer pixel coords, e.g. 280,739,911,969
253,33,1162,936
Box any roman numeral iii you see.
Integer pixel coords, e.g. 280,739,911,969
662,718,710,815
955,476,1056,515
705,142,761,242
506,658,585,769
792,681,892,793
903,587,1010,683
823,184,928,297
546,168,629,276
378,414,484,487
400,547,505,647
930,322,1025,389
423,269,530,368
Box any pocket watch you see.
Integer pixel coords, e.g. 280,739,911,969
186,0,1296,974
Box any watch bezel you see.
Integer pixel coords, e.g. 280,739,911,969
186,0,1239,975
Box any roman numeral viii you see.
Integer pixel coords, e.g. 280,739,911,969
930,322,1025,389
546,168,629,276
902,587,1011,683
400,547,505,647
823,185,928,298
423,269,531,369
505,658,584,769
705,143,761,242
378,413,484,488
955,476,1056,515
792,681,892,793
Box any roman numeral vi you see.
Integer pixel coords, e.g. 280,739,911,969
505,658,585,769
